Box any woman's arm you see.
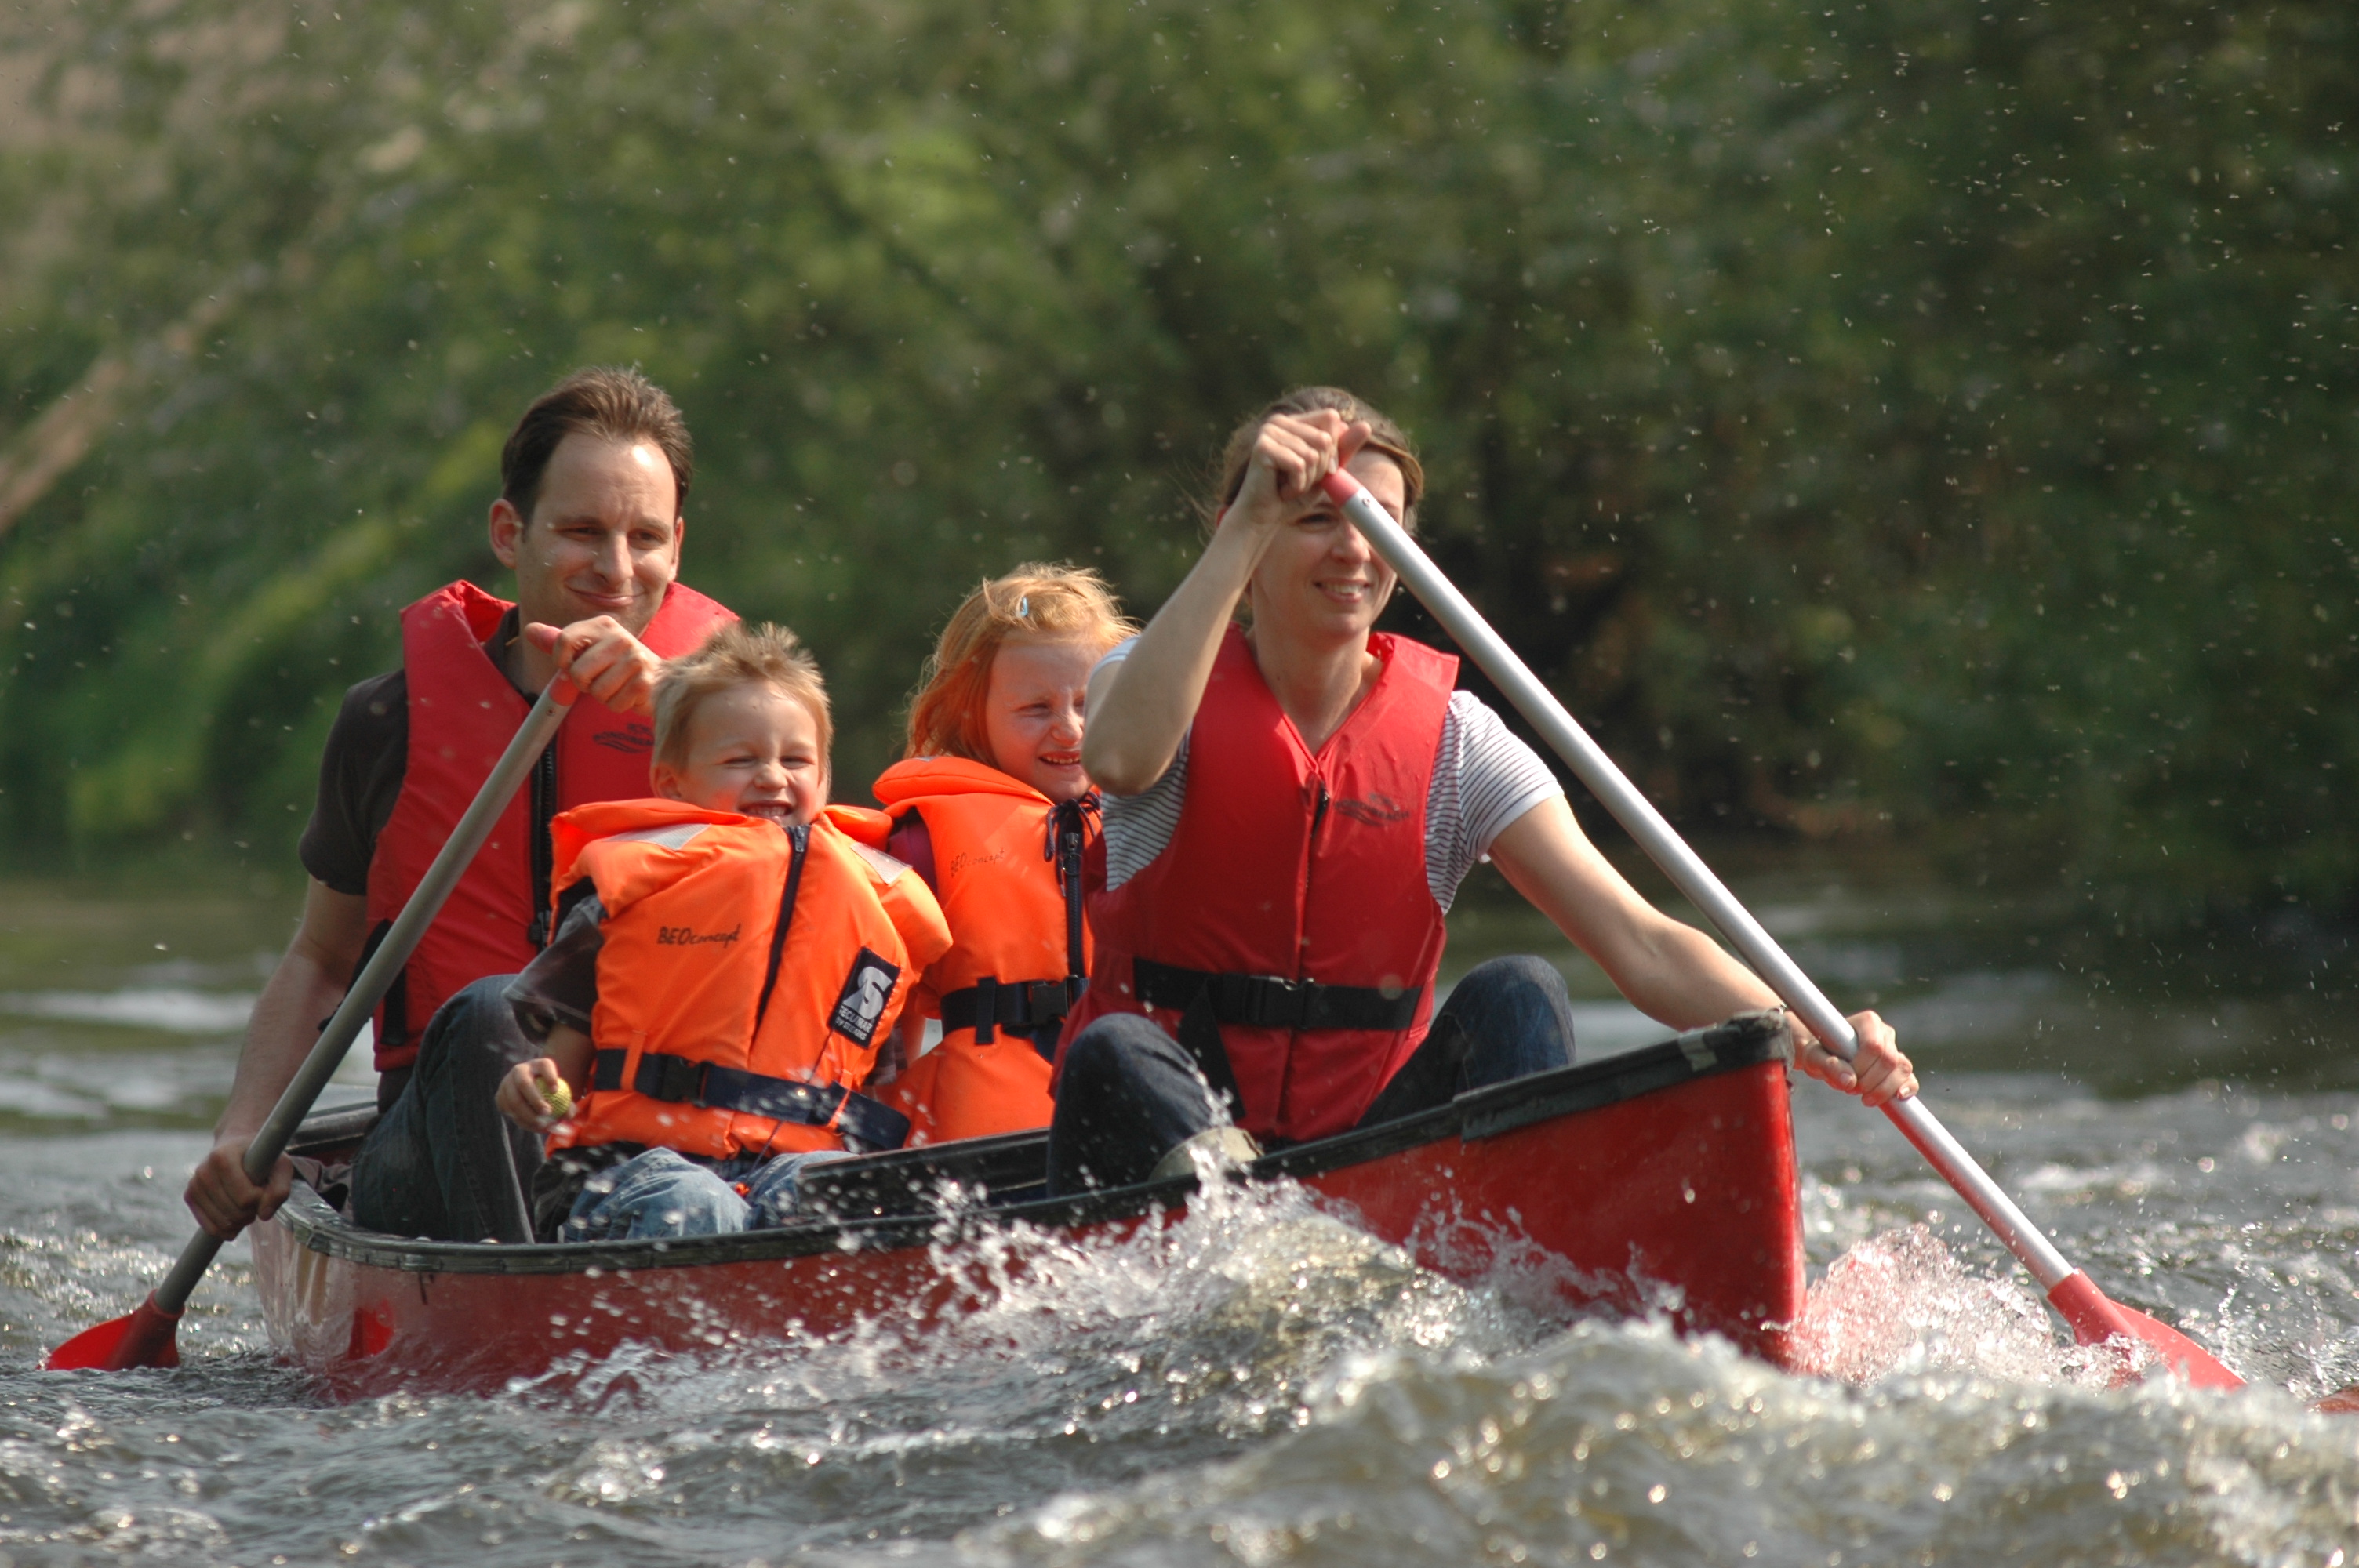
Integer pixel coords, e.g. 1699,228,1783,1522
1487,797,1917,1106
1082,411,1368,793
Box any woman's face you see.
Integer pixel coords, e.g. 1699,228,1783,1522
1245,448,1407,645
983,634,1099,801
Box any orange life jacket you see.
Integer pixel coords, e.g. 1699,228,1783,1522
545,799,952,1160
362,579,735,1070
867,757,1097,1145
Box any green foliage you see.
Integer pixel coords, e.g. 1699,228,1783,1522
0,0,2352,913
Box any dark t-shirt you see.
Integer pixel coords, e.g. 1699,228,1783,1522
296,670,410,896
296,608,528,896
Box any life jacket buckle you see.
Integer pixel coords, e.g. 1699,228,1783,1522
631,1051,711,1105
1221,973,1313,1030
1023,979,1076,1022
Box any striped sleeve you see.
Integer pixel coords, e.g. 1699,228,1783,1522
1100,735,1187,891
1424,692,1564,912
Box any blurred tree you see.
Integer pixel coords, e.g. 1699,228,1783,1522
0,0,2350,918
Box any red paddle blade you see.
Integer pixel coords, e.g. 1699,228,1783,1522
2313,1386,2359,1416
44,1294,182,1371
2048,1272,2241,1390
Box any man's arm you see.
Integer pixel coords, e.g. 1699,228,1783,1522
183,878,370,1240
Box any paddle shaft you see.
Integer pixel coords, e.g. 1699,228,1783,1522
150,681,576,1316
1321,474,2077,1292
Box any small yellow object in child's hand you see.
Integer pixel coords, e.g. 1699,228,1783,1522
540,1078,573,1120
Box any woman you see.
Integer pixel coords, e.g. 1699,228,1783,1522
1050,387,1914,1193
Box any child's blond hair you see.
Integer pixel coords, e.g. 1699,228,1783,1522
904,564,1137,762
653,621,832,772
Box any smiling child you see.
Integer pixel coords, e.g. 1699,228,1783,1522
862,566,1137,1145
494,621,950,1240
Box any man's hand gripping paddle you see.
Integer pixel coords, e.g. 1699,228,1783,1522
45,679,578,1371
1318,470,2243,1392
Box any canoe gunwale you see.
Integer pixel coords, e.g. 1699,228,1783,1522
269,1011,1793,1279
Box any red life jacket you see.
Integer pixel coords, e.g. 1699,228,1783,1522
1067,624,1457,1144
868,756,1096,1145
544,800,952,1160
361,579,735,1071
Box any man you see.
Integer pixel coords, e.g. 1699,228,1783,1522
184,367,734,1244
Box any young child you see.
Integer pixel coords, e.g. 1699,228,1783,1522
865,564,1136,1145
495,622,951,1240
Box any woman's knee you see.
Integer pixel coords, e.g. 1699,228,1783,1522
1459,953,1570,1004
1058,1015,1185,1099
1447,954,1575,1082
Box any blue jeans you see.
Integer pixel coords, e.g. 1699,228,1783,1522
561,1149,848,1241
1046,954,1576,1196
349,976,544,1242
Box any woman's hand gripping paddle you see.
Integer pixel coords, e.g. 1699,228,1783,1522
1318,470,2243,1392
45,679,579,1371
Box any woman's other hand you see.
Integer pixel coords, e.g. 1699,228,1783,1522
1792,1010,1917,1109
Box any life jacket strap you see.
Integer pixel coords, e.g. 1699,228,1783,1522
347,918,410,1054
591,1048,911,1152
938,977,1083,1033
940,975,1083,1063
1130,958,1422,1033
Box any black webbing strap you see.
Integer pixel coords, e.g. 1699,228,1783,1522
939,978,1078,1033
591,1047,911,1151
1176,985,1245,1116
751,825,810,1035
940,976,1078,1064
971,976,996,1045
1130,957,1423,1033
525,740,558,948
1048,793,1096,1003
339,918,407,1053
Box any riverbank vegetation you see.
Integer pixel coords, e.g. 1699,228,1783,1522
1,0,2350,917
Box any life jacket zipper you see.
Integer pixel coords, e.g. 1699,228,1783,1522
1056,800,1088,995
1046,792,1101,1008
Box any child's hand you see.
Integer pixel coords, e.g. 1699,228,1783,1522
496,1058,576,1131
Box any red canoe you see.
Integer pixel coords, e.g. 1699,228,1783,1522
252,1011,1806,1396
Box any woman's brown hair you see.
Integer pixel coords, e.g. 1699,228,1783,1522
1210,386,1425,529
904,564,1138,763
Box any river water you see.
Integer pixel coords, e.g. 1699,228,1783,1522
3,861,2357,1566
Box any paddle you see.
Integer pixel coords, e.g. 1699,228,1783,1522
1318,470,2244,1391
46,677,578,1371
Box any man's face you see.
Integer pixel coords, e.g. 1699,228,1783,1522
489,434,684,635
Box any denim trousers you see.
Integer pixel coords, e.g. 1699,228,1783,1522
348,976,545,1243
560,1148,848,1241
1045,953,1576,1196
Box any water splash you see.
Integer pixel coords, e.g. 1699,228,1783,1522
1788,1225,2127,1388
520,1166,1530,1450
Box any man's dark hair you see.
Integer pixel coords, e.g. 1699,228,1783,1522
500,366,694,524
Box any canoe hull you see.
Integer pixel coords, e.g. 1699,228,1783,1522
252,1015,1805,1396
